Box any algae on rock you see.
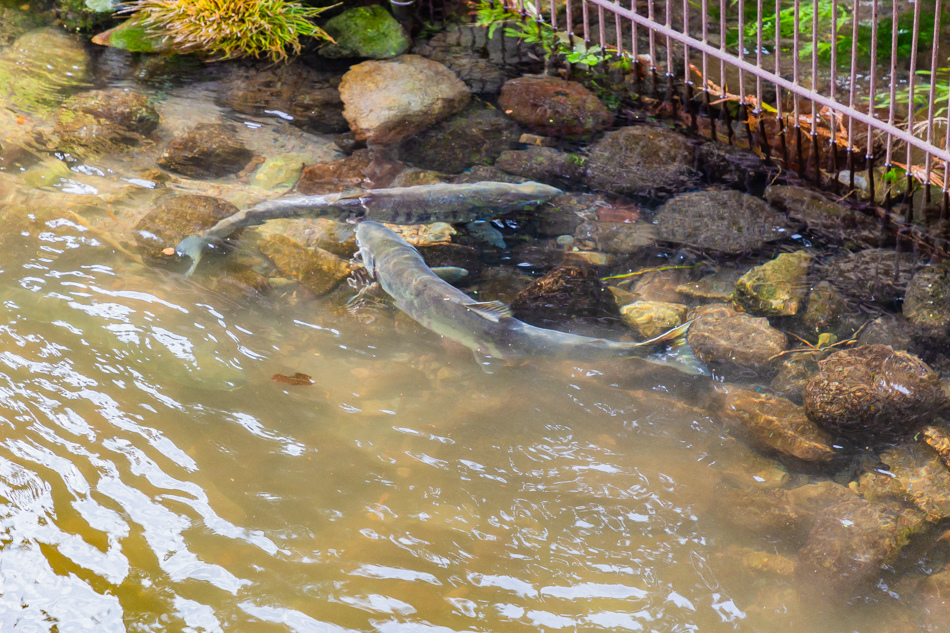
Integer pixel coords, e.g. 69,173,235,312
733,250,812,317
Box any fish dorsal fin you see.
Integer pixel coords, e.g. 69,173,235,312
339,187,365,199
466,300,513,322
637,319,694,346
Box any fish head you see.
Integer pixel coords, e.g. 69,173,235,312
509,181,562,206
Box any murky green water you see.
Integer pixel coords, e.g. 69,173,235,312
0,19,946,633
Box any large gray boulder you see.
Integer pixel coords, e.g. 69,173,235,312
583,126,699,199
654,190,794,254
339,54,470,146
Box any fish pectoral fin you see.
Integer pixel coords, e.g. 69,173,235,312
466,300,513,322
637,319,695,346
432,266,470,284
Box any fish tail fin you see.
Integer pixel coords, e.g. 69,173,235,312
639,319,694,346
651,338,710,376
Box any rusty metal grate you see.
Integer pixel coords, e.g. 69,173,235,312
484,0,950,220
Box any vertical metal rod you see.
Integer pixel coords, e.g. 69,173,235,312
719,0,733,143
665,0,674,105
809,0,820,181
845,0,860,194
864,0,879,202
702,0,714,140
793,0,802,173
754,0,767,158
631,0,640,90
614,10,623,56
550,0,558,33
775,0,787,165
883,0,899,209
905,0,922,217
565,0,575,48
923,0,944,199
582,0,591,46
649,0,659,93
598,4,606,53
684,0,697,129
827,0,839,186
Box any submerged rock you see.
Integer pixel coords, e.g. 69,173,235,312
803,345,946,445
711,384,837,463
258,234,355,296
572,219,657,255
320,5,410,59
764,185,884,249
903,264,950,348
412,24,538,94
532,192,597,237
511,266,618,325
856,315,915,351
220,63,348,135
686,303,787,376
52,88,159,155
0,28,91,116
583,126,699,200
339,55,470,145
861,440,950,521
796,281,849,341
795,496,926,601
133,194,239,262
296,149,374,195
825,248,920,308
494,147,585,187
400,102,522,174
733,250,812,317
251,153,309,191
697,142,773,191
158,123,254,179
654,190,793,254
770,352,821,404
676,268,745,302
619,300,688,340
498,76,613,139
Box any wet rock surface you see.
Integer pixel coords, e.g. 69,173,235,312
583,126,699,199
0,28,91,116
655,190,794,254
861,440,950,520
511,266,619,325
157,123,255,179
339,54,470,146
619,300,688,340
494,147,585,187
903,264,950,347
697,142,774,191
220,63,348,134
258,233,355,297
686,303,787,376
52,88,159,154
795,495,926,601
320,5,410,60
825,248,920,307
765,185,884,248
399,102,522,174
803,345,947,445
711,384,837,463
733,250,812,317
498,76,613,139
412,24,539,94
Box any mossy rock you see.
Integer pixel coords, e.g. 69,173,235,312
52,88,159,155
733,250,812,317
91,16,171,53
320,5,410,59
0,28,91,116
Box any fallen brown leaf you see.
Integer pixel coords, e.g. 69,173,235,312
272,372,314,386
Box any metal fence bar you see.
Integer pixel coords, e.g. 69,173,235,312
573,0,950,165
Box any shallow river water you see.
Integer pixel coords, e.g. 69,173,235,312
0,18,946,633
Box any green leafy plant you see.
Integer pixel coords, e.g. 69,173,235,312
122,0,336,61
876,69,950,119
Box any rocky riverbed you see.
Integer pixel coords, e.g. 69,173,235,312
2,5,950,632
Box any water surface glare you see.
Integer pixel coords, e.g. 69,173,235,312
0,25,938,633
